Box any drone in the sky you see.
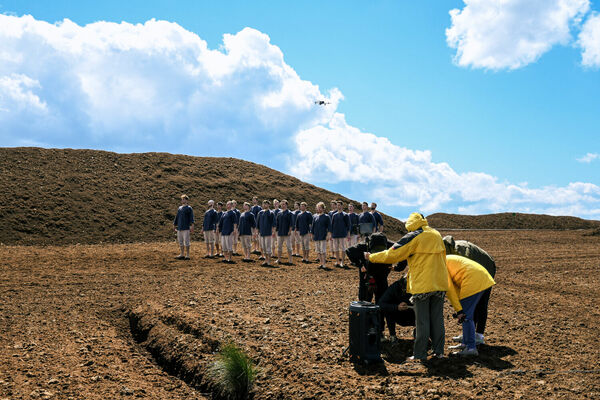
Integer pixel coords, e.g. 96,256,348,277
314,100,331,106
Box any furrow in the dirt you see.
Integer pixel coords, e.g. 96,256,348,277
127,305,216,394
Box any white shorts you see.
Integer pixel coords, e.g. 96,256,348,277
314,240,327,254
177,230,190,246
349,235,359,247
240,235,252,250
221,234,233,252
260,235,272,255
277,235,292,254
300,234,311,251
333,237,347,253
292,231,300,244
204,230,216,244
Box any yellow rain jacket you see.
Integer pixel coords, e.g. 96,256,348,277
369,213,448,294
446,254,496,312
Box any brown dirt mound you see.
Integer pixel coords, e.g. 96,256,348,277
0,147,407,245
427,212,600,230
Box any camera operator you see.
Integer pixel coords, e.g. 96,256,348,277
379,274,416,341
346,233,407,333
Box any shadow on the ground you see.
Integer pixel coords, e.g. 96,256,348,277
352,361,389,377
379,339,517,378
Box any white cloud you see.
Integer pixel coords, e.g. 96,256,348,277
0,14,599,219
446,0,590,70
579,12,600,67
0,73,47,112
291,115,600,219
577,152,599,162
0,14,339,154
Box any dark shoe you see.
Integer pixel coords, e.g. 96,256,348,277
203,255,211,258
227,260,236,264
184,256,190,260
317,265,325,270
175,255,185,260
259,256,265,260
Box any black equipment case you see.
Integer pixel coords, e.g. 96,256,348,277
348,301,382,364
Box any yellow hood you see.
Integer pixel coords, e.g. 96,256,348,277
405,212,428,232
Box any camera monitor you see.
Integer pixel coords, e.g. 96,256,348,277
359,222,374,235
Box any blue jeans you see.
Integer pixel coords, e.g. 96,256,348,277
460,291,484,350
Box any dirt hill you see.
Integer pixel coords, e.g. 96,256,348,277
427,212,600,230
0,147,407,245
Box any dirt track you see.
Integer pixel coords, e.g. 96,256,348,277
1,230,599,399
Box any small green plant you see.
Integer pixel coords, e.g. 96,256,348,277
206,342,259,400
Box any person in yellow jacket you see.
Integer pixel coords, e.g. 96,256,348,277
365,212,448,361
445,254,496,357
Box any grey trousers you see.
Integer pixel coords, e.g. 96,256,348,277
413,294,445,359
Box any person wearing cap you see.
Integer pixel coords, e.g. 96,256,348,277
365,212,448,361
238,202,257,262
443,236,496,345
445,255,496,357
370,202,384,232
202,200,219,258
173,194,195,260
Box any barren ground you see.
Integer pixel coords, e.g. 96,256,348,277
1,230,599,399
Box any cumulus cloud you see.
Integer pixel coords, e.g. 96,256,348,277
577,152,599,162
0,14,340,154
446,0,590,70
290,115,600,218
579,12,600,67
1,14,599,219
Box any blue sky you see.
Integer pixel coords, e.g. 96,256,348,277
1,1,599,219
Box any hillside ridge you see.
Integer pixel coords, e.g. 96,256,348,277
2,147,598,246
427,212,599,230
0,147,407,245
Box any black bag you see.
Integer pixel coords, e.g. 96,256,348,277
348,301,382,364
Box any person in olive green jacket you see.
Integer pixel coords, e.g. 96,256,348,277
443,235,496,344
445,255,496,357
365,212,448,361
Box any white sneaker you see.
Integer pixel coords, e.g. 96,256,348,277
476,333,485,344
449,343,465,350
453,347,478,357
452,334,463,343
